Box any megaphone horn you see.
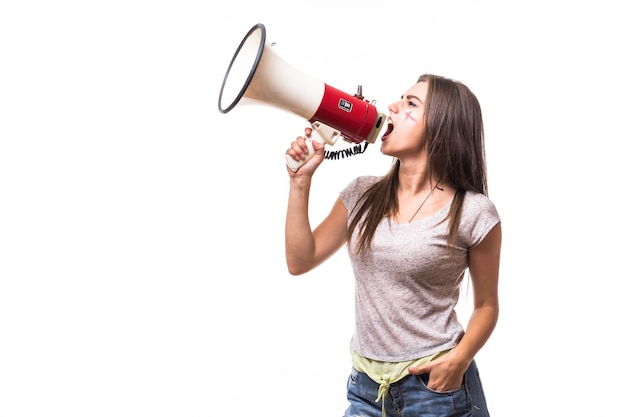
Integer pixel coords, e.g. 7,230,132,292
218,23,387,172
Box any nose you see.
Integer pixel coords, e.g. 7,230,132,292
388,102,398,114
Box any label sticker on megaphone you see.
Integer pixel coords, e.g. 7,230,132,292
218,23,387,172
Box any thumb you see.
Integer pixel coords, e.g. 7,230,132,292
308,138,326,164
408,363,430,375
311,138,325,152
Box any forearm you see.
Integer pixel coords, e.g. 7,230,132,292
285,177,316,275
407,303,498,390
450,304,499,368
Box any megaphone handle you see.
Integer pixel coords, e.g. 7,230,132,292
285,123,340,172
285,129,323,172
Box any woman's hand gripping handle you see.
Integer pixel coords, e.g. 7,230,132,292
285,122,341,172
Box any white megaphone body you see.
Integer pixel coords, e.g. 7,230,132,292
218,23,387,172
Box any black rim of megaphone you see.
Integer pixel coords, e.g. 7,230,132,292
218,23,266,114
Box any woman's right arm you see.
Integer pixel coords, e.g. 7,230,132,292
285,129,348,275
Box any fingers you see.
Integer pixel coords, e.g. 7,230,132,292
410,358,465,392
285,127,326,174
286,134,311,163
286,127,319,163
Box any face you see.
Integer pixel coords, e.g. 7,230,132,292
380,81,428,158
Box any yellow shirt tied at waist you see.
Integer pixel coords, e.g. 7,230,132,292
351,349,451,417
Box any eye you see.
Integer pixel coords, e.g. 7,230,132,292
407,100,417,107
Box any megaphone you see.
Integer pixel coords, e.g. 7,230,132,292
218,23,387,172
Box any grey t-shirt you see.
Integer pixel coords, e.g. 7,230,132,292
340,176,501,362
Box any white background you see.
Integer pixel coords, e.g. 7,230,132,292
1,1,624,416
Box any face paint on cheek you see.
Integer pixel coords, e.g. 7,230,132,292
404,110,418,123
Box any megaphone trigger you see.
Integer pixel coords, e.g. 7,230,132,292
285,123,341,172
310,121,342,146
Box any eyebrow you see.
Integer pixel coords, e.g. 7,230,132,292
403,94,424,104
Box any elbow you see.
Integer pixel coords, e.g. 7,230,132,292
286,262,309,276
285,249,314,276
285,256,316,276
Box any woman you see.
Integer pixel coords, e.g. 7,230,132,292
285,74,502,417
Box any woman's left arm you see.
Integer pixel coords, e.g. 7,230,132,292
453,221,502,367
408,222,502,391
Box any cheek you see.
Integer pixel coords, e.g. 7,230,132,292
403,109,419,123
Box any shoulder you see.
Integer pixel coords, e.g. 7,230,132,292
459,191,501,247
463,191,500,218
341,175,379,195
340,175,380,208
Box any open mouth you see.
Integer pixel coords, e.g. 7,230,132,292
382,121,394,140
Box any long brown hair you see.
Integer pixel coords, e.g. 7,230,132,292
347,74,488,254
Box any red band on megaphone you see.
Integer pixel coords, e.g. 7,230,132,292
310,84,380,144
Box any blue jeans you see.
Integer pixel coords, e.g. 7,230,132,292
343,360,490,417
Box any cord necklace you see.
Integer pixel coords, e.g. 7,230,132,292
407,178,443,223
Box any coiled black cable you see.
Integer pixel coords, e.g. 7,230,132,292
324,142,369,160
